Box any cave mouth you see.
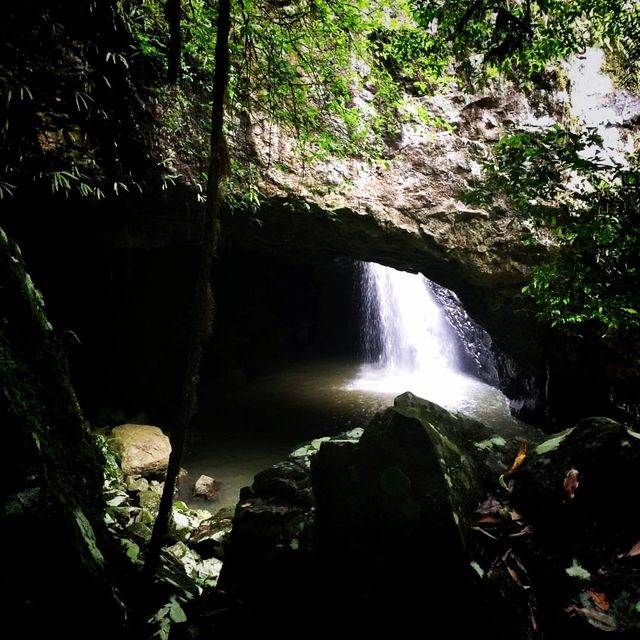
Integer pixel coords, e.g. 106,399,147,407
184,248,529,509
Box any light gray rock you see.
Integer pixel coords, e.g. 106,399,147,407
193,474,219,501
125,475,149,493
110,424,171,476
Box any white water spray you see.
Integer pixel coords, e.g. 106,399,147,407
360,262,461,376
348,262,489,408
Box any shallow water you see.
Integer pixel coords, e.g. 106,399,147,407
180,357,527,511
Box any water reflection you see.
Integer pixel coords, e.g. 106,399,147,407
183,357,523,510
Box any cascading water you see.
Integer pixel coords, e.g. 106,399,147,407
359,262,461,377
348,261,513,417
185,259,528,510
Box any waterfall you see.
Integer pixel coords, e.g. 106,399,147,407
349,261,470,401
360,262,461,376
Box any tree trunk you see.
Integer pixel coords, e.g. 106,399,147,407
165,0,182,83
142,0,231,583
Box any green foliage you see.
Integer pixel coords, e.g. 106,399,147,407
0,2,159,202
73,508,106,567
466,124,640,336
227,0,393,155
95,433,123,488
46,166,106,199
127,0,218,84
149,595,188,640
0,181,15,199
410,0,640,84
125,0,459,206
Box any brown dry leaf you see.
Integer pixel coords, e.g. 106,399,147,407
510,553,531,583
506,565,524,587
587,589,610,612
476,514,503,525
626,540,640,557
563,468,580,500
506,443,527,477
568,606,617,632
510,509,522,521
505,551,531,589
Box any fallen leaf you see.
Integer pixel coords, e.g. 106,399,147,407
498,474,514,493
478,495,503,515
470,561,484,578
476,514,503,524
506,565,524,587
586,589,610,612
510,509,522,521
529,593,539,632
625,540,640,557
509,525,534,538
563,468,580,500
567,606,617,632
566,558,591,580
510,552,531,582
504,551,531,589
505,443,527,477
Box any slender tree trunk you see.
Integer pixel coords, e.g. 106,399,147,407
165,0,182,83
142,0,231,585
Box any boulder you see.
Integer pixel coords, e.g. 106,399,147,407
191,506,235,560
110,423,171,476
219,396,639,637
310,392,536,634
509,417,640,637
219,458,315,601
193,474,219,501
218,408,533,634
125,475,149,493
138,489,161,514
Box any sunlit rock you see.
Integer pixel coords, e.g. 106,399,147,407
110,423,171,476
193,474,219,501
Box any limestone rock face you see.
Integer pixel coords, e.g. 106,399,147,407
111,423,171,476
222,83,567,373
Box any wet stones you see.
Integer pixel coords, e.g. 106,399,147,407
193,475,219,501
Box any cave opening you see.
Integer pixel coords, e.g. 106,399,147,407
185,247,533,509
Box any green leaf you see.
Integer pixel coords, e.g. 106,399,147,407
168,598,187,624
565,558,591,580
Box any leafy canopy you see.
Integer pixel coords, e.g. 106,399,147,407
466,125,640,335
408,0,640,87
124,0,640,337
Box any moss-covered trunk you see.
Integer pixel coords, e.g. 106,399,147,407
141,0,232,585
0,228,125,635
